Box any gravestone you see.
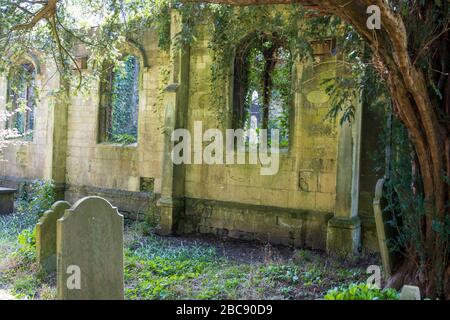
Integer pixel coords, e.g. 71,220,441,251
373,178,398,278
56,196,124,300
36,201,71,272
400,285,421,300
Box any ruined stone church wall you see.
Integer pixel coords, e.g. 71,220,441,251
0,12,380,251
0,57,61,190
0,30,168,216
64,30,169,216
179,21,342,249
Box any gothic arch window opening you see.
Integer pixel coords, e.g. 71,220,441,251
99,54,140,145
233,32,292,149
6,62,36,140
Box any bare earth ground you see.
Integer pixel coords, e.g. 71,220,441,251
0,218,380,300
149,232,374,266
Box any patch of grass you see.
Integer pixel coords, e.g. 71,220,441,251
11,275,40,299
0,179,55,262
1,218,382,300
0,236,56,300
0,213,36,243
261,264,300,285
122,224,376,300
0,180,56,299
324,283,399,300
125,250,216,299
124,230,218,300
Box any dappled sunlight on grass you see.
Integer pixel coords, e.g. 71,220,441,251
0,218,379,300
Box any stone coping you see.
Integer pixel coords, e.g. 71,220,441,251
0,187,17,194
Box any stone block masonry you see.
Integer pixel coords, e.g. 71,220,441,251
0,9,383,254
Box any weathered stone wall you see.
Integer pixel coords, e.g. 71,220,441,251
179,22,343,250
0,59,60,182
182,198,333,249
64,30,169,214
0,30,168,215
0,13,381,252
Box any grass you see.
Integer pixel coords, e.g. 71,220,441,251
0,211,57,299
122,221,375,300
0,214,380,300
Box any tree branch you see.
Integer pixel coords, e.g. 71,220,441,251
12,0,59,31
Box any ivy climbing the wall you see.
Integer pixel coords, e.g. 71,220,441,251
107,55,140,144
233,33,292,148
6,63,36,141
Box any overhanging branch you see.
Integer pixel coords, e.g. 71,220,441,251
12,0,59,31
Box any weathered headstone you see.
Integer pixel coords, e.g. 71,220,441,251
373,178,397,278
36,201,71,272
400,285,421,300
56,196,124,300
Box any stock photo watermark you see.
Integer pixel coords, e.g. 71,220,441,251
170,121,280,176
367,5,381,30
366,265,382,288
66,265,81,290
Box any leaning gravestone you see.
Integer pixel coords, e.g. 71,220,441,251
56,196,124,300
36,201,71,272
373,178,398,278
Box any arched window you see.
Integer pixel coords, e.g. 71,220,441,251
6,63,36,140
99,54,140,144
233,32,292,148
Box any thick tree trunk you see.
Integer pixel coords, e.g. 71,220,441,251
188,0,450,298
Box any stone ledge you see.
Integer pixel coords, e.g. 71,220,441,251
327,216,361,229
65,184,157,218
180,197,334,249
0,176,65,199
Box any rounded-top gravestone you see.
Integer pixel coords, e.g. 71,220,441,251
56,196,124,300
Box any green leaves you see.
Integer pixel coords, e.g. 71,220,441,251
17,180,56,219
16,227,36,263
124,240,216,299
107,55,139,144
324,283,399,300
17,228,36,249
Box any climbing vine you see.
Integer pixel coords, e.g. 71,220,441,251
203,4,344,126
108,55,140,144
